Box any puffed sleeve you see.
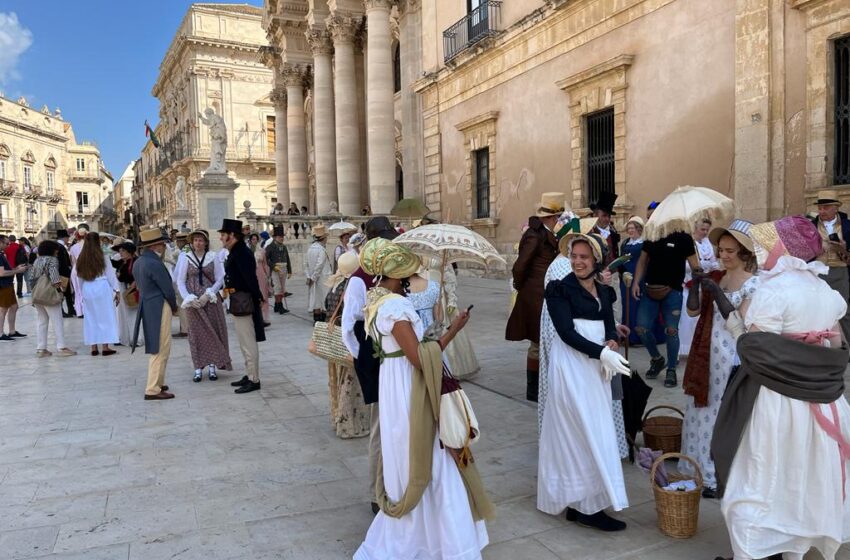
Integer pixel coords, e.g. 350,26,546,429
174,252,191,301
375,297,421,337
744,282,784,334
104,256,119,292
210,251,226,295
545,280,606,359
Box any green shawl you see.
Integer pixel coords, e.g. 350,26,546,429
375,340,495,522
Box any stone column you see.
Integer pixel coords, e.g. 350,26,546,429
283,65,309,208
329,15,363,215
364,0,397,214
399,0,424,201
307,29,339,215
270,87,290,208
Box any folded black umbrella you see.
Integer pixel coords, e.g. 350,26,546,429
621,371,652,462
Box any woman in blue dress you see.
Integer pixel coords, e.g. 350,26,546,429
619,217,665,346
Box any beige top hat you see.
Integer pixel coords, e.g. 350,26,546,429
312,224,328,239
815,189,842,206
535,192,567,217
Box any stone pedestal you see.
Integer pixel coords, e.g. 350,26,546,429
171,210,193,233
195,172,239,250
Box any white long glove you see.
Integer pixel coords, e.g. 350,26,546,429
196,293,211,307
725,310,746,341
181,294,198,309
600,347,632,381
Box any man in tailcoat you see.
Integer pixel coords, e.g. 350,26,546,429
219,219,266,394
506,192,563,402
132,228,178,400
55,230,75,317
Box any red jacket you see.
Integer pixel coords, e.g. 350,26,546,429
4,242,20,267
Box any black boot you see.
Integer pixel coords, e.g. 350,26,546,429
274,301,283,314
526,370,538,402
566,508,627,532
645,356,666,379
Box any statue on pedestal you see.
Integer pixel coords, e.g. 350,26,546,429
198,108,228,174
174,176,188,211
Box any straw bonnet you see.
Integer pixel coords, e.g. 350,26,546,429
557,217,606,262
312,224,328,239
749,215,823,269
626,215,645,229
360,238,393,276
326,252,360,288
815,189,842,207
138,227,169,248
709,219,755,253
372,242,421,280
348,232,367,250
535,192,567,218
188,229,209,242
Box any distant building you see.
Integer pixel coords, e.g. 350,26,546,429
134,2,277,232
0,94,114,239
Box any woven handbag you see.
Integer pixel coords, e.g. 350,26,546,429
308,294,352,365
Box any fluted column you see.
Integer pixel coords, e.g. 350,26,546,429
364,0,396,214
283,65,309,208
270,87,290,208
307,29,339,214
328,15,363,215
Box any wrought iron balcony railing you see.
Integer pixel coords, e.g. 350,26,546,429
0,218,14,229
443,0,502,63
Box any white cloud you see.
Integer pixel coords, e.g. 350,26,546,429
0,12,32,85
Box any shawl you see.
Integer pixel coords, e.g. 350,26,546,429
682,270,725,407
374,340,495,522
711,332,848,495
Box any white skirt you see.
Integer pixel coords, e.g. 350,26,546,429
678,286,697,356
81,277,119,345
537,319,628,515
722,387,850,559
354,355,488,560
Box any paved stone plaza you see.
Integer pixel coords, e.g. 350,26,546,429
0,275,847,560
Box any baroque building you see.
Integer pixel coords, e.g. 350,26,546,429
134,2,278,233
260,0,850,252
0,94,115,239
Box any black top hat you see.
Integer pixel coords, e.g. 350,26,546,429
590,192,618,215
218,219,243,235
272,225,285,237
365,216,398,240
113,241,137,254
55,229,69,239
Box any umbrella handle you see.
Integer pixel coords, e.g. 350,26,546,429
438,250,447,322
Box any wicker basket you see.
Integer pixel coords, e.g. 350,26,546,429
651,452,703,539
642,405,684,453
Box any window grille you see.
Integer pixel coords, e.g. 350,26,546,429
585,108,615,203
474,148,490,219
836,36,850,184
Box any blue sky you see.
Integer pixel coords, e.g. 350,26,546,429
0,1,261,180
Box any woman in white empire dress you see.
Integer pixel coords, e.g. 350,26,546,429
538,232,631,532
75,232,120,355
354,241,489,560
679,219,720,357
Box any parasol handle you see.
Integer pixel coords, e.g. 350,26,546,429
439,250,447,324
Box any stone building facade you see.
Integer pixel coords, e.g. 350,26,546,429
134,3,278,233
0,94,114,239
259,0,850,252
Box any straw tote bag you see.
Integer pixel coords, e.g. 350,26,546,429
308,292,352,365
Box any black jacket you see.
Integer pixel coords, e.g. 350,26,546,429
57,243,72,277
225,242,266,342
544,272,617,360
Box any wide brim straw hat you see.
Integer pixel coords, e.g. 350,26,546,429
749,215,823,268
138,228,170,248
815,189,842,207
535,192,567,218
326,252,360,288
709,219,755,253
312,224,328,239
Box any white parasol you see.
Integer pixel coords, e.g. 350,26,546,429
644,186,735,242
394,223,507,268
328,221,357,234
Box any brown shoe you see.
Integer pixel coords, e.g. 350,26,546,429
144,391,175,400
55,348,77,357
102,349,117,356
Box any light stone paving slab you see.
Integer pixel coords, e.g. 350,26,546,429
0,274,847,559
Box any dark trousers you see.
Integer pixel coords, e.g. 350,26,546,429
15,273,24,296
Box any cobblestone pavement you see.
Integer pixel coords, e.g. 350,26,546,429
0,275,846,559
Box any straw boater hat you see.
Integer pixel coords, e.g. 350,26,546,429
535,192,566,218
312,224,328,240
709,219,755,253
815,189,842,207
138,228,169,248
175,231,189,241
110,237,127,251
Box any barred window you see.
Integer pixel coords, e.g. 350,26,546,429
474,148,490,219
835,35,850,184
585,107,615,203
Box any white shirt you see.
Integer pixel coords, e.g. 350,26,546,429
174,250,225,300
596,224,611,240
341,275,367,356
824,217,838,235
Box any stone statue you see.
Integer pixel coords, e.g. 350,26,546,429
198,108,228,174
174,176,187,211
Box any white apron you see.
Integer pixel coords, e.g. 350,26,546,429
537,318,628,515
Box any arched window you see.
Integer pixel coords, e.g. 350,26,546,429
393,42,401,94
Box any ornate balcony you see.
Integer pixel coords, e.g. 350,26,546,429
24,221,39,233
443,1,502,63
0,179,14,197
23,184,42,199
0,218,13,231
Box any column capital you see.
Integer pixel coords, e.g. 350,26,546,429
364,0,394,11
327,14,361,46
270,87,288,107
282,64,308,87
306,28,334,56
397,0,421,15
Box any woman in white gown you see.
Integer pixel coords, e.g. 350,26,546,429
354,241,491,560
712,216,850,560
679,218,720,357
537,231,631,532
75,232,119,356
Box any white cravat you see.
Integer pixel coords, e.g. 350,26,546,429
596,225,611,240
825,217,838,235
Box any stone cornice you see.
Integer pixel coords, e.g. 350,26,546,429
0,115,68,143
790,0,830,10
455,111,499,132
555,54,634,93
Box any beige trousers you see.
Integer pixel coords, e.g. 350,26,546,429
146,303,172,395
368,402,381,500
233,314,260,382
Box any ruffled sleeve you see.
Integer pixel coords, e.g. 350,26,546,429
744,281,784,334
740,275,759,301
375,297,421,336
